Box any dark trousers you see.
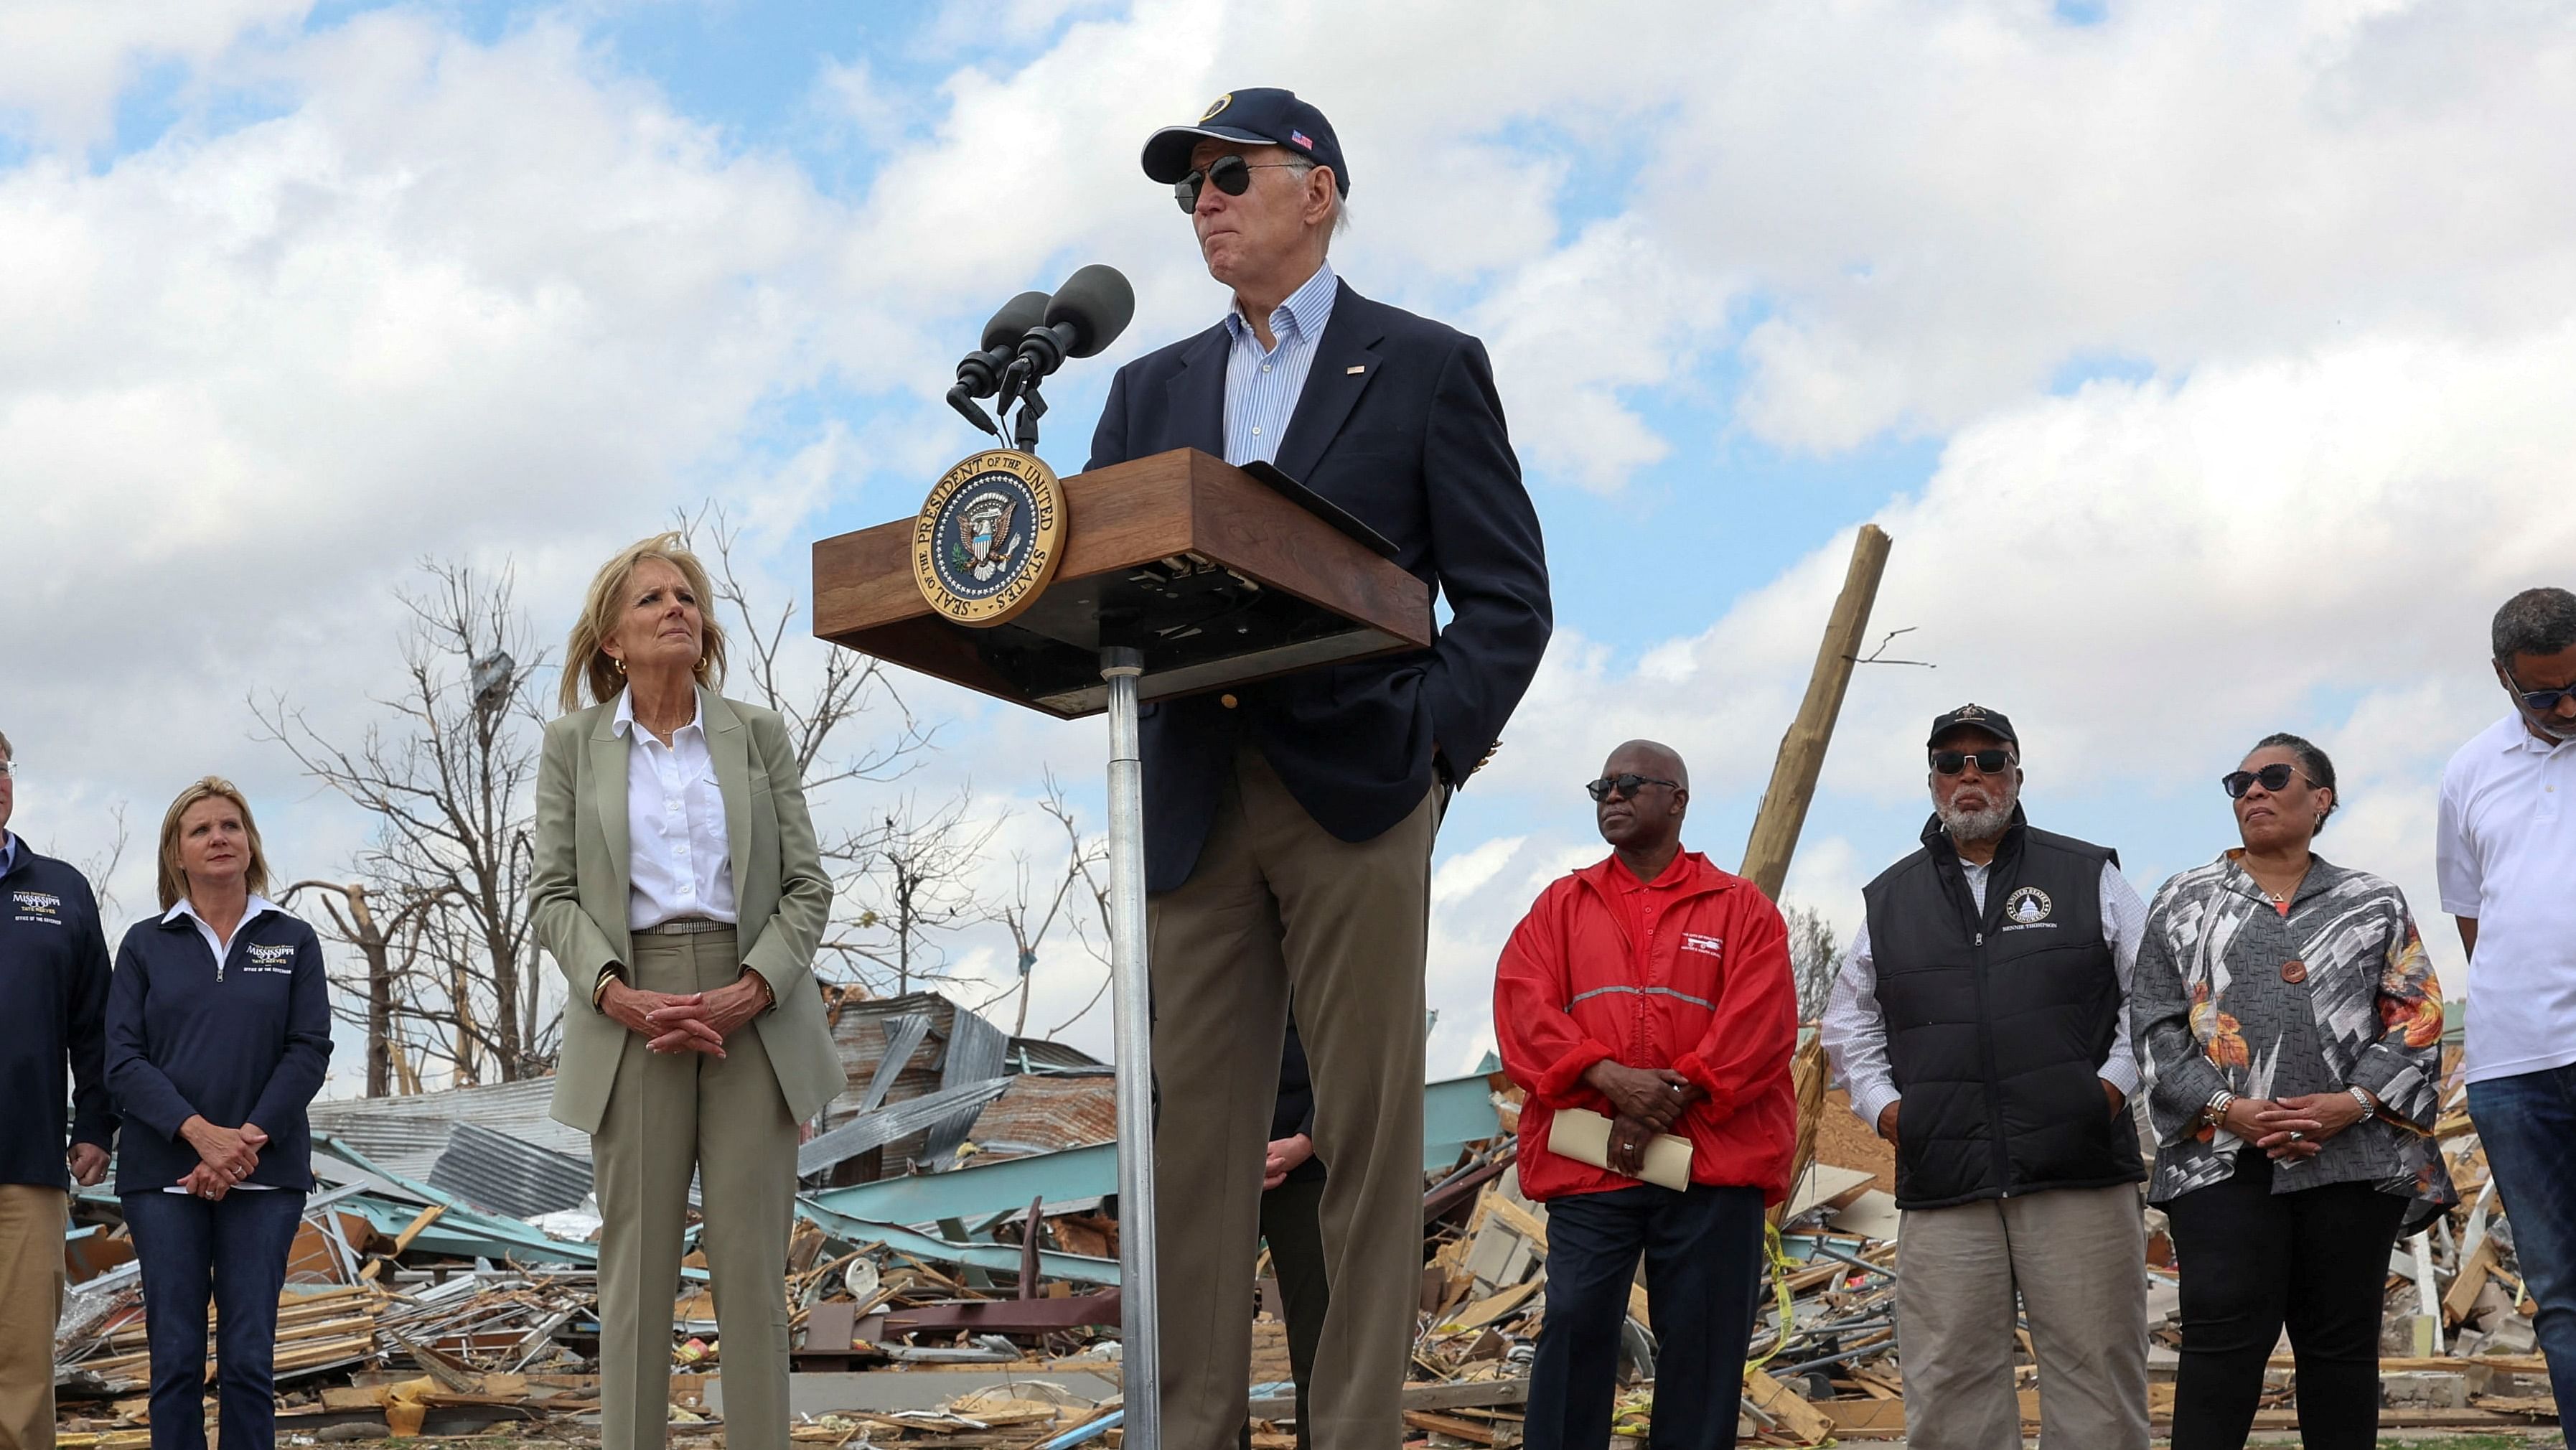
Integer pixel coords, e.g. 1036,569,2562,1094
123,1189,305,1450
2162,1156,2405,1450
2468,1061,2576,1412
1250,1175,1330,1450
1526,1183,1764,1450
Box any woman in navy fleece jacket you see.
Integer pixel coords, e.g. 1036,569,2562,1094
106,777,331,1450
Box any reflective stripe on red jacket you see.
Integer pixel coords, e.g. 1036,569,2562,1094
1493,851,1799,1203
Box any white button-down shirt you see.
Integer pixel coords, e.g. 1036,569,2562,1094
614,690,737,932
1820,855,2147,1133
2438,712,2576,1084
1222,259,1338,468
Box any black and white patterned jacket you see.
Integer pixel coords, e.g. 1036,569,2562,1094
2132,852,2453,1210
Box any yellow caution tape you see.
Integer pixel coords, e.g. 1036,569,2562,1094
1742,1220,1800,1372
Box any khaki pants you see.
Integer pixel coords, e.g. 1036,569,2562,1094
0,1184,65,1450
594,929,797,1450
1896,1182,2150,1450
1148,744,1438,1450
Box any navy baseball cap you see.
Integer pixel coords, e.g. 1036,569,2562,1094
1142,88,1349,195
1926,703,2019,749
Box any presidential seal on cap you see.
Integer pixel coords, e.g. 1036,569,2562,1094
1141,87,1349,195
912,449,1067,627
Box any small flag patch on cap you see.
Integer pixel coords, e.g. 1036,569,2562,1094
1291,130,1313,149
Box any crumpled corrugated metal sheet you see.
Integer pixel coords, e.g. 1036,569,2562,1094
308,1079,587,1180
426,1120,595,1220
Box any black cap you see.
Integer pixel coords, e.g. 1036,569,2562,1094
1142,88,1349,196
1926,703,2018,749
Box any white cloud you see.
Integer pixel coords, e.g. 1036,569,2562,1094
0,0,312,149
9,0,2572,1077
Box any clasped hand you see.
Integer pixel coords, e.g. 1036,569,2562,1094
2221,1091,2370,1160
1583,1061,1703,1179
603,973,767,1057
176,1118,268,1200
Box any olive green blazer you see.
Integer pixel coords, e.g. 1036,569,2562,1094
532,686,846,1135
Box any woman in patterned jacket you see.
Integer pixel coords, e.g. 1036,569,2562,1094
2132,732,2453,1450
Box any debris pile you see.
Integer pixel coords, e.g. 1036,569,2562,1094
46,1004,2561,1448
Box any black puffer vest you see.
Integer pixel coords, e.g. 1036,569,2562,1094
1863,809,2145,1209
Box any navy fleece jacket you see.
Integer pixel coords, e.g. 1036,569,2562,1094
105,905,332,1194
0,841,118,1188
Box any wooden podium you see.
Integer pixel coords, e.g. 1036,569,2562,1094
813,447,1433,1444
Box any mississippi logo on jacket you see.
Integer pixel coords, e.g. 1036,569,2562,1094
11,889,63,925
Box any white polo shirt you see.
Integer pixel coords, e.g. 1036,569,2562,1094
2437,712,2576,1083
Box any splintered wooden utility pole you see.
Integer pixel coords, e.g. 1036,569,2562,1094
1739,524,1893,900
1740,523,1892,1232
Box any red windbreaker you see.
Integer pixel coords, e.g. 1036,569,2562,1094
1493,851,1799,1204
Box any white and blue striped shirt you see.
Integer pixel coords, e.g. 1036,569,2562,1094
1221,260,1339,468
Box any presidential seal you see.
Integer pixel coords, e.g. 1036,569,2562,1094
912,449,1067,627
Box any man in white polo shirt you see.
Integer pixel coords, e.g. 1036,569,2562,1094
2437,585,2576,1411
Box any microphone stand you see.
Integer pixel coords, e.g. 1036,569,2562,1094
1010,384,1046,452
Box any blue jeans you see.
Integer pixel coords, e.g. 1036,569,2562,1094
1526,1183,1766,1450
2467,1062,2576,1410
122,1189,305,1450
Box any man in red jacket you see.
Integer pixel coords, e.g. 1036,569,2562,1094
1494,741,1799,1450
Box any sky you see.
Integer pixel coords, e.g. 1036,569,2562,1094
3,0,2571,1091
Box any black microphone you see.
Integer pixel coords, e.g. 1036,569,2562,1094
947,291,1052,435
956,291,1051,398
998,265,1135,411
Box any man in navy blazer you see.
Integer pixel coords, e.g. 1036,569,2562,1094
1086,89,1550,1450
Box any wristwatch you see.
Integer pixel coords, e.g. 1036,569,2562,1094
2347,1085,2375,1118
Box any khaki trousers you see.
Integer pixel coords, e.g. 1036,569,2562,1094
1148,744,1438,1450
594,930,797,1450
1896,1183,2150,1450
0,1184,65,1450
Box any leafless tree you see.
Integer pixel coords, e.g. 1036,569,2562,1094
982,776,1110,1036
278,878,437,1098
263,515,940,1093
254,561,550,1086
823,789,1005,996
1784,904,1843,1022
74,803,131,925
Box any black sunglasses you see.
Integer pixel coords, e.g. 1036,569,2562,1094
2503,667,2576,716
1587,774,1680,803
2221,763,2320,799
1931,749,2013,775
1173,154,1303,212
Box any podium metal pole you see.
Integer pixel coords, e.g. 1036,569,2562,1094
1100,646,1161,1448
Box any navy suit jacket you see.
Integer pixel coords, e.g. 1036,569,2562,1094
1086,279,1552,892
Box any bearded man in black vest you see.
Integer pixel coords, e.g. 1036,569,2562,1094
1820,704,2150,1450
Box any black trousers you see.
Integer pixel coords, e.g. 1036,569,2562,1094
1527,1183,1765,1450
2163,1154,2407,1450
1247,1174,1331,1450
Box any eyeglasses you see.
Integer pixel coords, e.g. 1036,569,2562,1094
0,759,15,779
1931,749,2013,775
2221,764,2320,799
1587,774,1680,802
1174,154,1303,212
2503,668,2576,715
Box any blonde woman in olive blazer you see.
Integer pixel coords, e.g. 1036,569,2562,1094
532,533,843,1450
